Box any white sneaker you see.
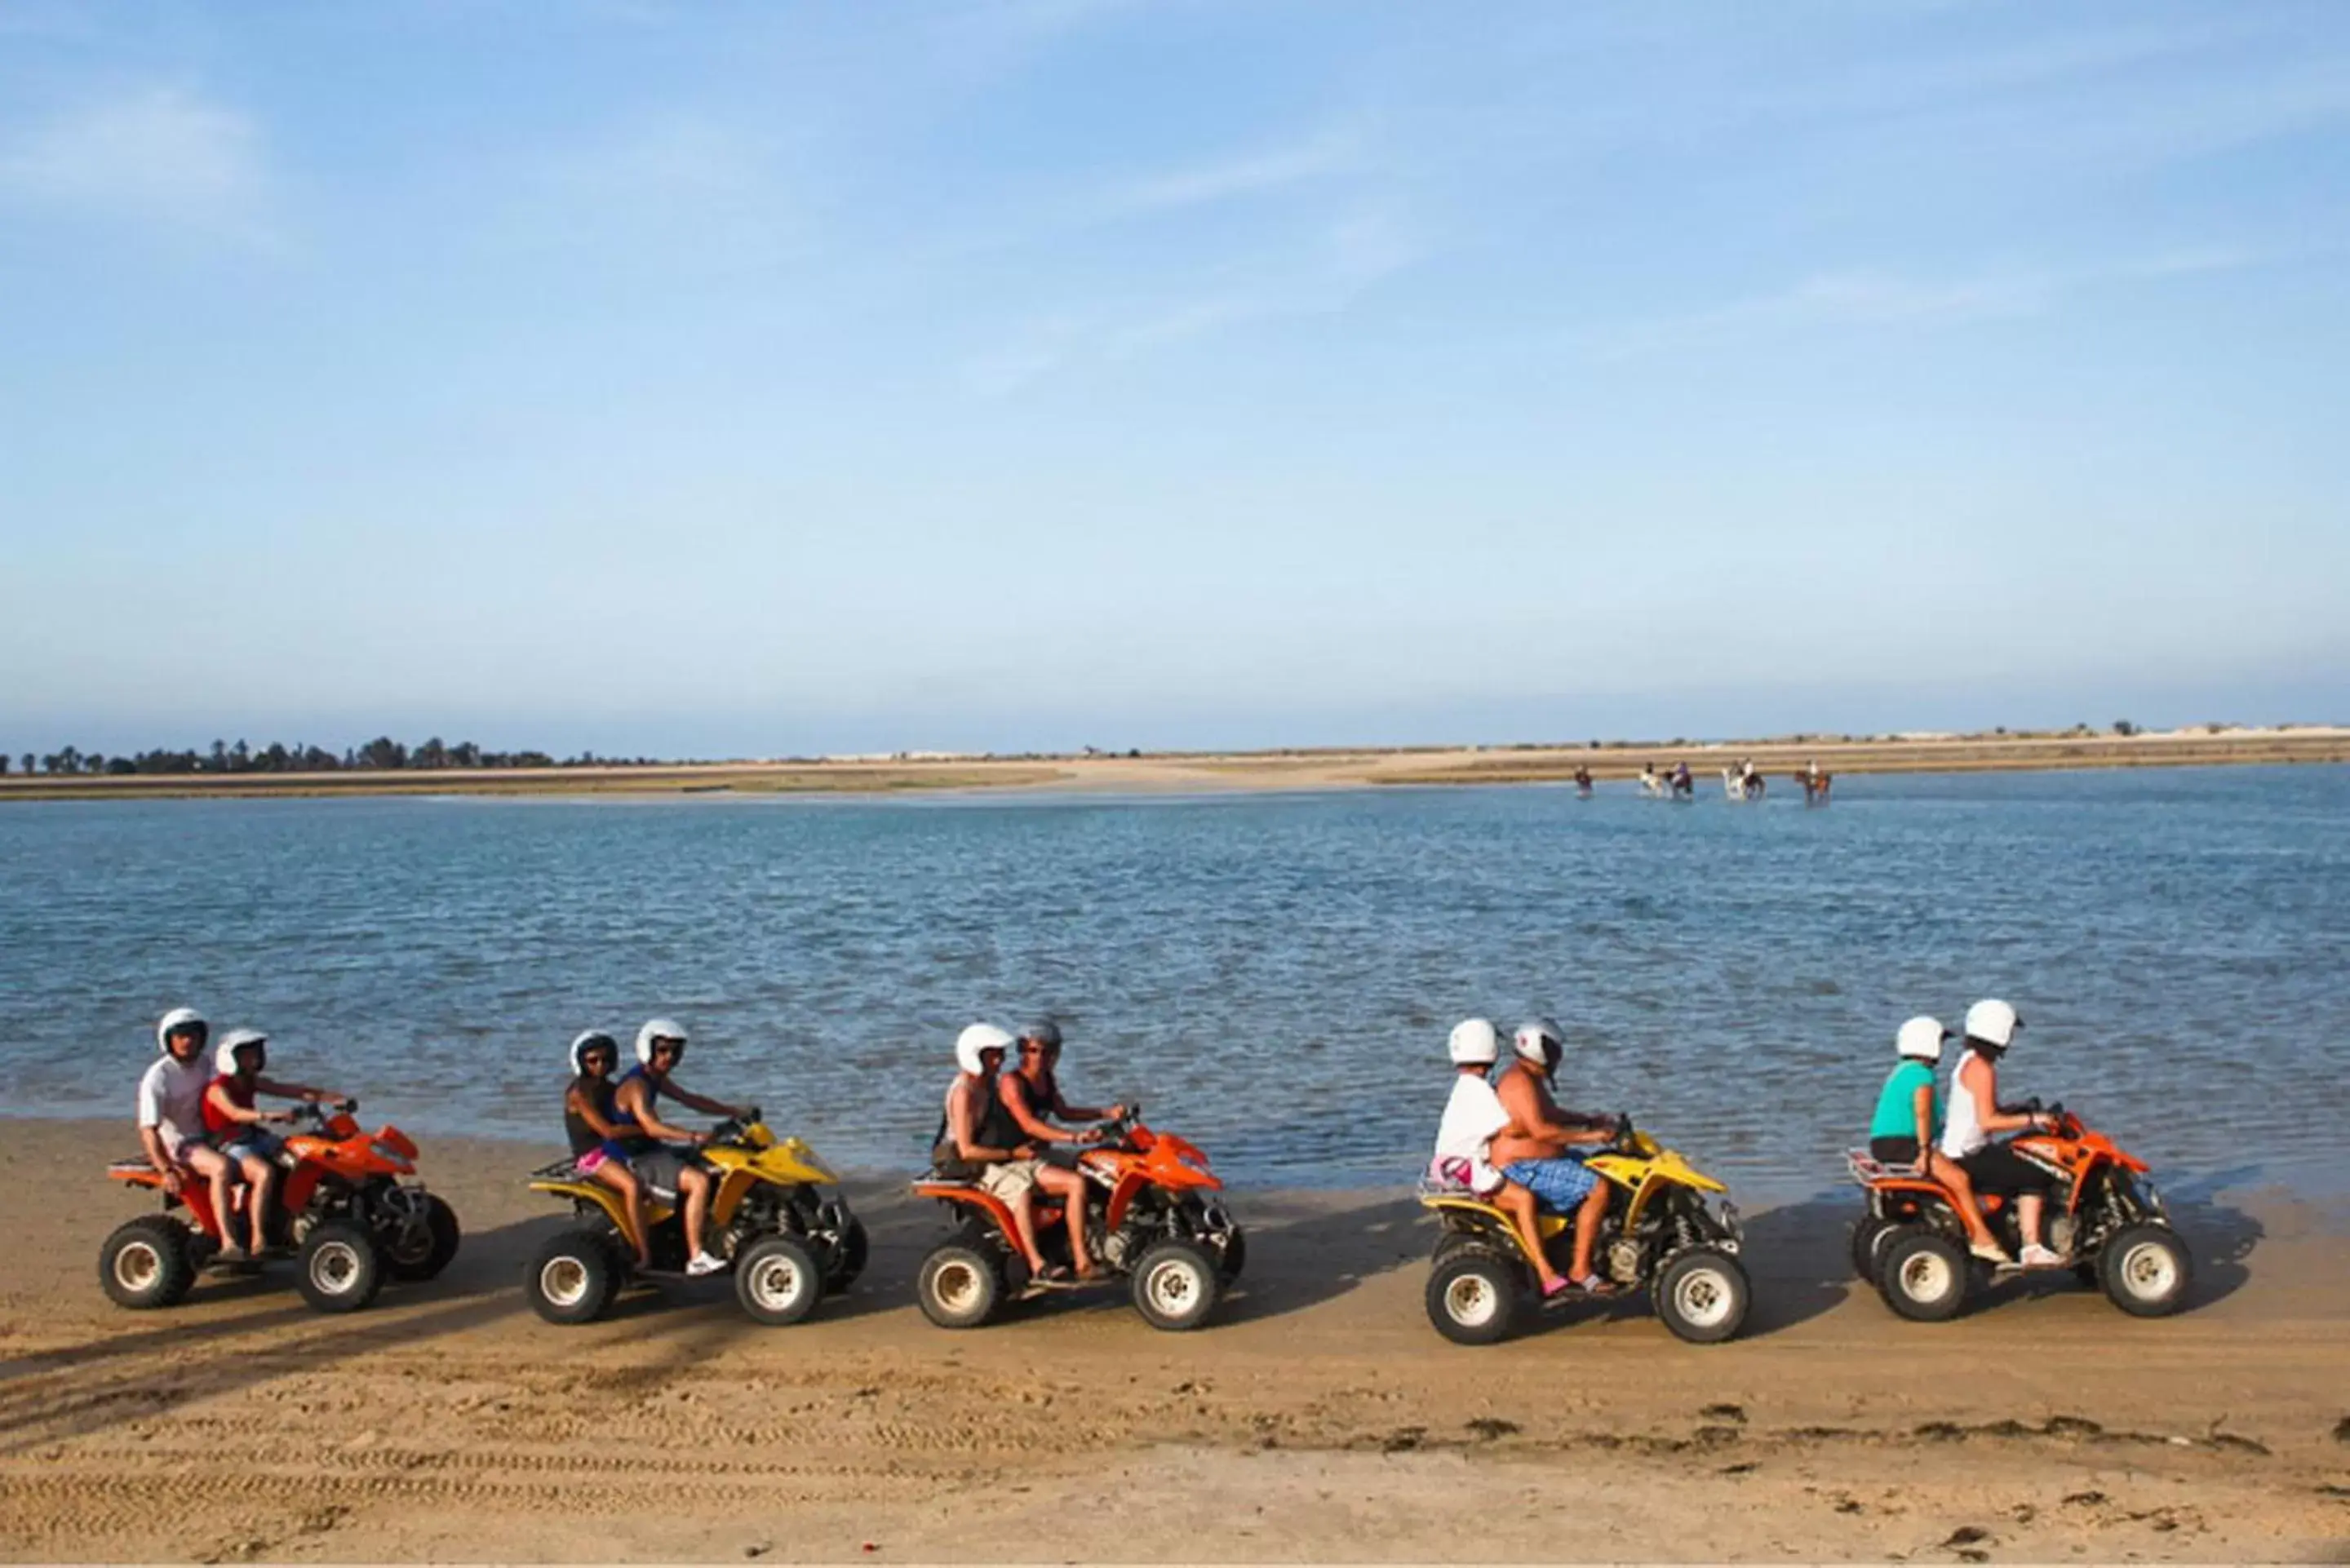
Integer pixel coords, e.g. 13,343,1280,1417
685,1251,726,1277
2019,1243,2063,1269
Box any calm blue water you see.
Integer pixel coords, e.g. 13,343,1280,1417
2,767,2344,1198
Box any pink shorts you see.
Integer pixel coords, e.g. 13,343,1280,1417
575,1148,613,1175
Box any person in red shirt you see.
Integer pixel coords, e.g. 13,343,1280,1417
202,1029,348,1262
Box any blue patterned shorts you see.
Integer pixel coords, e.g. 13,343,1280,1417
1503,1157,1597,1211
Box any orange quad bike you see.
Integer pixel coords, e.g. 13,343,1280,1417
100,1100,460,1314
1847,1100,2189,1322
912,1105,1243,1331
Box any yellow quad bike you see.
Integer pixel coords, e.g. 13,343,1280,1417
524,1108,865,1327
1422,1116,1749,1346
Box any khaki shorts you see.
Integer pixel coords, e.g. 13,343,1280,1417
978,1159,1043,1202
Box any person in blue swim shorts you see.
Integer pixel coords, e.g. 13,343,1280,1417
1491,1018,1620,1295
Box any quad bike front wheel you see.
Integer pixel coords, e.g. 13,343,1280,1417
1425,1247,1523,1346
735,1234,822,1327
2099,1224,2191,1318
917,1241,1005,1329
527,1226,620,1325
297,1220,385,1313
1131,1238,1220,1331
1878,1228,1969,1322
1656,1247,1750,1344
383,1193,462,1282
99,1216,197,1310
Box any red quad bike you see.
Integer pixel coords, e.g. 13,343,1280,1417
100,1101,460,1313
1847,1101,2190,1322
913,1105,1243,1331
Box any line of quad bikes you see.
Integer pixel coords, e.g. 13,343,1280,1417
100,1096,2192,1342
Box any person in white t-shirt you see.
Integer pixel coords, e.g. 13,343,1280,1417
135,1007,238,1245
1430,1017,1569,1298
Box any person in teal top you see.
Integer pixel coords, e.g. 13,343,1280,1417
1869,1016,2007,1264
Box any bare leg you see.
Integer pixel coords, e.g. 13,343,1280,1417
182,1145,233,1249
2017,1193,2046,1252
1567,1180,1611,1282
1927,1152,1999,1249
1037,1167,1094,1276
592,1164,650,1265
681,1167,713,1260
1004,1189,1048,1273
1494,1184,1566,1290
202,1153,237,1252
241,1155,278,1252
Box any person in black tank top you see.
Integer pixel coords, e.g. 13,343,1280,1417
563,1032,650,1268
1000,1021,1125,1279
614,1018,752,1278
941,1024,1066,1282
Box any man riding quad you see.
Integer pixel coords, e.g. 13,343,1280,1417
999,1019,1130,1276
201,1028,352,1263
614,1018,752,1277
135,1008,238,1259
1428,1018,1567,1296
1491,1017,1619,1296
936,1023,1088,1283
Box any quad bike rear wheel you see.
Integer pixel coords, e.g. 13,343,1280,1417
2099,1224,2190,1318
1215,1225,1247,1284
735,1234,822,1326
99,1216,197,1310
1849,1216,1895,1283
1425,1247,1523,1345
1655,1247,1750,1344
1131,1238,1220,1331
383,1193,462,1282
824,1219,870,1289
1878,1228,1969,1322
527,1226,620,1325
297,1220,385,1313
917,1241,1005,1329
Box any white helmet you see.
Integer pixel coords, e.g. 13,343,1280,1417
157,1007,206,1054
956,1022,1014,1075
1513,1017,1565,1072
1963,999,2022,1049
636,1017,688,1065
215,1027,267,1075
1895,1016,1949,1063
570,1030,619,1075
1448,1017,1500,1066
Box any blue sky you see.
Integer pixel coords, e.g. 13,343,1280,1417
2,0,2346,756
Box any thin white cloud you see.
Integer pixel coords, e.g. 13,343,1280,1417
0,87,274,243
1102,131,1359,216
1588,246,2275,361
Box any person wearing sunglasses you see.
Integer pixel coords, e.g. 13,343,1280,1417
998,1020,1120,1280
614,1018,750,1277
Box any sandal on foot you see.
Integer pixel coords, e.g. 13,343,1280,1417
1969,1241,2014,1266
1541,1276,1576,1300
1568,1273,1616,1296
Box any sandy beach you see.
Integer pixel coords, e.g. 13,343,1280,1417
2,1118,2344,1562
2,728,2345,803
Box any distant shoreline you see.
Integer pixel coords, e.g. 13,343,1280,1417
2,725,2343,802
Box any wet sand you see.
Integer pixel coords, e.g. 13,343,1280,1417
2,1120,2346,1561
3,727,2345,801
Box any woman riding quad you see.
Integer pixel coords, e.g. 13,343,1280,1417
1941,999,2064,1269
1867,1017,2006,1265
563,1030,650,1269
201,1027,349,1263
